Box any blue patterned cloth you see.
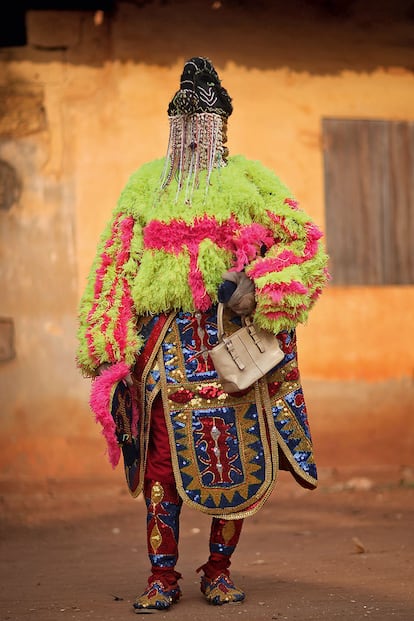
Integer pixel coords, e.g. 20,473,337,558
125,305,317,516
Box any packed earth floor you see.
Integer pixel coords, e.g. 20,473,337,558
1,466,413,621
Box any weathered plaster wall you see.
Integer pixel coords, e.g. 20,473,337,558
0,1,413,481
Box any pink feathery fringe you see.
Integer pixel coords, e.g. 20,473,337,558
86,215,122,362
266,210,299,240
310,287,323,302
113,278,135,355
263,310,297,321
109,218,135,357
188,242,212,310
101,317,115,360
93,252,113,298
85,252,112,364
247,222,323,279
89,361,131,467
84,331,99,368
259,281,308,304
117,217,135,268
93,214,122,299
324,266,332,281
284,198,299,210
143,216,273,262
89,216,136,363
101,271,118,360
144,216,275,306
143,215,238,253
144,216,231,308
144,216,239,308
231,224,274,271
263,306,307,322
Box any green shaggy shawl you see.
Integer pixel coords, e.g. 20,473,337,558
77,155,329,377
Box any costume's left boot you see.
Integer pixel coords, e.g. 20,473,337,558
134,480,183,611
197,517,245,605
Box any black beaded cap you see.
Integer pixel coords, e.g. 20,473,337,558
168,56,233,117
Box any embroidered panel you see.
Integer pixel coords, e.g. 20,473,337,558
263,331,317,483
158,309,274,514
124,306,317,508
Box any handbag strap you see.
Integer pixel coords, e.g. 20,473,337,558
216,303,267,354
216,303,252,340
216,302,226,340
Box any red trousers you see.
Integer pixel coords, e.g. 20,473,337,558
145,394,175,484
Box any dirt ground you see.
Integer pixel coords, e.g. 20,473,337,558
1,466,413,621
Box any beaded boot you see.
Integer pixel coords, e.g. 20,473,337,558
197,517,245,605
134,480,183,611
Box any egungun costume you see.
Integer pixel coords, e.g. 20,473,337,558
77,57,329,611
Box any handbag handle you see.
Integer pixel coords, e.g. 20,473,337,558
216,303,267,354
218,302,248,340
216,302,226,340
216,302,254,339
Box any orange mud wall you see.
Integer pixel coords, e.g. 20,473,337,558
0,1,413,483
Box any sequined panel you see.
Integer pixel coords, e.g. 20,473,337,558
157,308,273,513
264,331,317,482
168,310,219,383
109,381,141,495
137,314,165,395
170,401,269,510
135,306,317,513
145,481,181,568
193,411,244,487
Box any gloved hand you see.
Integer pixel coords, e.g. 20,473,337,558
219,270,256,316
217,279,237,303
96,362,134,387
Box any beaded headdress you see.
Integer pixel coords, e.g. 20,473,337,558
160,57,232,202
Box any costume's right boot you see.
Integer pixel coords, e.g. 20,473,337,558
198,517,245,605
133,479,183,611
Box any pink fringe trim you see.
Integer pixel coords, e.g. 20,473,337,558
117,217,134,267
188,241,212,310
284,198,299,210
259,280,308,304
263,306,307,322
89,361,131,468
86,216,136,364
113,278,134,355
231,223,274,271
143,216,275,305
247,222,323,279
266,210,299,240
85,215,122,364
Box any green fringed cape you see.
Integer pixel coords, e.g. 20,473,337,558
77,155,329,377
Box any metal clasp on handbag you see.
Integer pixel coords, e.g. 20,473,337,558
222,336,246,370
244,319,266,353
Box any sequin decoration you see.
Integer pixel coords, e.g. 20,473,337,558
145,481,182,567
132,305,317,515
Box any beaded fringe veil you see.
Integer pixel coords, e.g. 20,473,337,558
159,112,228,204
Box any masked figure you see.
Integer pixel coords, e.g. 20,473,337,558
77,56,329,611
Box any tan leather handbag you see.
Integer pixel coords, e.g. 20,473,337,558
209,303,285,393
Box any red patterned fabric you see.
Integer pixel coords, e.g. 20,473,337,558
198,518,244,579
145,396,175,484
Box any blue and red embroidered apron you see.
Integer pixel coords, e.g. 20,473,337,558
116,305,317,518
